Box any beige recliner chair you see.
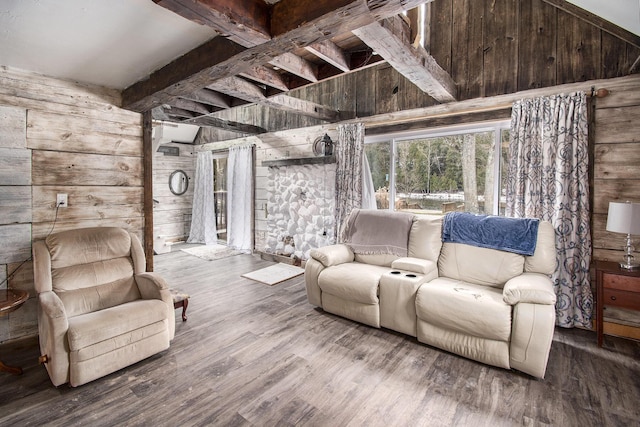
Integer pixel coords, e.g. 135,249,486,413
33,227,175,387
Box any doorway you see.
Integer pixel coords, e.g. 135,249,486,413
212,152,228,242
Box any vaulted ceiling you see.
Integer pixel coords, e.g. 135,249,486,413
123,0,457,133
1,0,639,137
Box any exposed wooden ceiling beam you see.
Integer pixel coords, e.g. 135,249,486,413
208,76,265,101
122,0,432,112
305,40,351,72
240,66,290,92
353,15,456,103
163,106,197,119
171,98,212,115
541,0,640,49
208,77,339,121
269,53,318,83
153,0,270,47
181,88,232,108
183,115,267,134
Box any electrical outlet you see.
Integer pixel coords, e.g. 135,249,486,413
56,193,68,207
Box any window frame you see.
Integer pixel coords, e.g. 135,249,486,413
364,120,511,215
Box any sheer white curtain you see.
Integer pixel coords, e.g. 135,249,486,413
361,154,377,210
227,145,253,253
505,92,592,328
188,151,217,245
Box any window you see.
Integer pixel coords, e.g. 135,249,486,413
365,121,510,216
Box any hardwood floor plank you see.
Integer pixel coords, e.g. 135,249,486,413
1,247,639,426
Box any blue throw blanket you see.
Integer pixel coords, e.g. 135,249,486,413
442,212,540,256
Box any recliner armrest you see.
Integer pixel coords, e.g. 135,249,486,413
135,272,175,340
135,272,169,299
503,273,556,305
39,291,68,322
310,244,354,267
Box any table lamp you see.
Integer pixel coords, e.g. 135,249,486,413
606,201,640,270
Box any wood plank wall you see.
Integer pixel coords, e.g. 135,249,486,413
200,0,638,144
0,66,143,343
153,142,195,243
430,0,640,98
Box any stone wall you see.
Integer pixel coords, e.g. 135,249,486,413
264,163,336,259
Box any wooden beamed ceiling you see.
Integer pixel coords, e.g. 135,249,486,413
120,0,640,136
121,0,453,134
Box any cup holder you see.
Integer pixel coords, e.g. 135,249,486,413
405,274,417,278
390,271,401,275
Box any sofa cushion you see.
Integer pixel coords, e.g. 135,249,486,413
318,262,389,304
438,243,524,288
416,277,512,342
67,299,168,351
354,253,398,267
408,214,443,262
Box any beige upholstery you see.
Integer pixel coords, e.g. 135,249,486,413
305,211,558,378
33,227,175,387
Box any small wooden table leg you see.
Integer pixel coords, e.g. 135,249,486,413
181,298,188,321
0,360,23,375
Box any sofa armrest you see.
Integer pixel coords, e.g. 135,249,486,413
38,291,71,386
310,244,354,267
135,272,175,340
503,273,556,305
391,257,437,276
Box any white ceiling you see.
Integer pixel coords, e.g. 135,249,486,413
0,0,216,89
0,0,638,91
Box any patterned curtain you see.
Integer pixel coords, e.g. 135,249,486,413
227,145,253,253
505,92,592,328
188,151,218,245
335,123,364,241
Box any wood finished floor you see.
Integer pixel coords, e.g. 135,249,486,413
1,247,640,427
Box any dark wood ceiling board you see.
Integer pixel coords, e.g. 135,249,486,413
482,0,518,97
124,0,431,112
262,94,339,121
353,15,457,102
517,0,557,91
557,8,602,83
451,0,484,100
271,0,434,37
154,0,271,47
428,0,452,73
541,0,640,49
283,50,384,91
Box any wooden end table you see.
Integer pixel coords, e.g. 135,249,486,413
0,289,29,375
595,260,640,347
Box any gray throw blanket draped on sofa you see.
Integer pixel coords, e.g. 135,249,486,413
442,212,540,256
341,208,415,257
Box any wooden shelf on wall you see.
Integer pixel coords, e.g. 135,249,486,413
262,156,335,167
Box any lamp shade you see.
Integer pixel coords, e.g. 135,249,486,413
606,202,640,235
